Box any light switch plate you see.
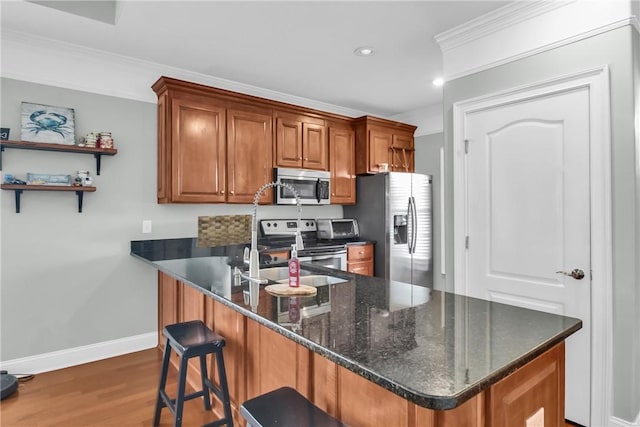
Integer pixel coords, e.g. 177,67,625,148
142,220,152,234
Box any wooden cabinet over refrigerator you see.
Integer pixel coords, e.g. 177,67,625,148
353,116,416,175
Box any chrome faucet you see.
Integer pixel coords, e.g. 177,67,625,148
240,181,303,312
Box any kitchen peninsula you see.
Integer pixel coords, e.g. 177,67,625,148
131,238,581,427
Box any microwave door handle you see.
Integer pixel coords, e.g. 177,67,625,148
316,178,321,203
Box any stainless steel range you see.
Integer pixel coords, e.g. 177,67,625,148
259,219,349,271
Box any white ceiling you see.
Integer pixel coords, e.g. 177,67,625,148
1,1,507,118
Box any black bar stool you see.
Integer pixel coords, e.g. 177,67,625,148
153,320,233,427
240,387,346,427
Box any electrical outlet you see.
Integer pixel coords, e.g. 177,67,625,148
142,220,152,234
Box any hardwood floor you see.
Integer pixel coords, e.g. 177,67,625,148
0,348,579,427
0,348,223,426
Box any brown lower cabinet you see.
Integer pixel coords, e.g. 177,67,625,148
158,273,566,427
347,243,374,276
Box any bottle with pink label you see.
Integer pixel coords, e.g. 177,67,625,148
288,244,300,288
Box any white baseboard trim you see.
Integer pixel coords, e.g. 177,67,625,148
0,332,157,375
611,414,640,427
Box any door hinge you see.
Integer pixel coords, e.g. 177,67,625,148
464,139,469,154
465,236,469,249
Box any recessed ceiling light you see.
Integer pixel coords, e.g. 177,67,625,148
432,77,445,87
354,46,375,56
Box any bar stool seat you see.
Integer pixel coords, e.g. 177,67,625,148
153,320,233,427
240,387,346,427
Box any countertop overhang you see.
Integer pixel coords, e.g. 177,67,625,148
131,237,582,410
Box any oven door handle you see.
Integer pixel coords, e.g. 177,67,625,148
305,253,346,261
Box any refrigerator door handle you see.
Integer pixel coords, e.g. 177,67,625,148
410,196,418,254
407,198,413,253
408,197,417,254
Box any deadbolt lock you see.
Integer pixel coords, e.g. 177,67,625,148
556,269,585,280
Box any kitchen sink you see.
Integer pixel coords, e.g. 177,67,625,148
277,275,347,287
258,267,311,282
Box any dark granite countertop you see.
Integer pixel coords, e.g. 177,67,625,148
131,237,581,410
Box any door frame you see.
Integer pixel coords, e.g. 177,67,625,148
452,65,612,426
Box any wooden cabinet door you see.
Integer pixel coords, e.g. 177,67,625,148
347,261,373,276
170,92,226,203
302,123,327,170
369,129,392,173
329,127,355,204
390,133,414,172
275,117,303,168
347,243,374,276
268,250,290,263
226,106,273,203
157,92,169,202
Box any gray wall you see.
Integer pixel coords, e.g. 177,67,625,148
0,78,342,361
414,132,444,291
442,26,639,422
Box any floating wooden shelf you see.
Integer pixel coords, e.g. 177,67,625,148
1,184,96,213
0,140,117,175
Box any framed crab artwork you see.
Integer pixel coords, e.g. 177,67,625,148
21,102,75,145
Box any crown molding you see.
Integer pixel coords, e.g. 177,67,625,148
435,0,638,81
434,0,573,52
0,29,369,118
445,16,640,82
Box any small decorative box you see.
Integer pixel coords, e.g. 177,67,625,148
26,173,72,186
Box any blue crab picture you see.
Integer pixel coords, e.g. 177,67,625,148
21,102,75,145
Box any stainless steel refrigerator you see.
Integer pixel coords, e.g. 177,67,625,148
344,172,433,288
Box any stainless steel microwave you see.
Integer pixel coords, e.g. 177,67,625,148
274,168,331,205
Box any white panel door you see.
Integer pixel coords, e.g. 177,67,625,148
464,87,591,425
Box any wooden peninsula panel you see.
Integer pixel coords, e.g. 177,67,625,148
486,342,565,427
206,297,247,424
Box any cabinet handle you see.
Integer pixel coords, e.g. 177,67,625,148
221,190,225,195
230,190,235,195
298,157,303,160
304,157,308,161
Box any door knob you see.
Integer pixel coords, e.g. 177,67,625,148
556,269,585,280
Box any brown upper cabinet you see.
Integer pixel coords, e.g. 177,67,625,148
153,77,273,204
226,103,274,203
153,77,418,205
328,123,356,205
353,116,417,175
274,111,328,170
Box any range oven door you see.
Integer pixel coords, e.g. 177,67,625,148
299,251,347,271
